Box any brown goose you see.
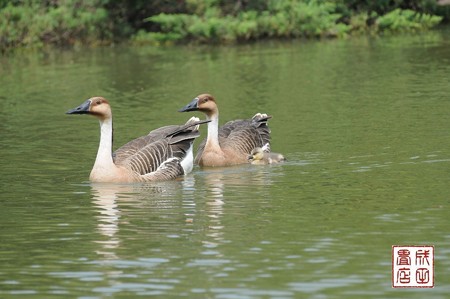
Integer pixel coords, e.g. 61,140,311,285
179,93,271,167
248,147,285,165
66,97,209,183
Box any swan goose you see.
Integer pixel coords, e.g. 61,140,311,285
179,93,271,167
248,146,285,165
66,97,209,183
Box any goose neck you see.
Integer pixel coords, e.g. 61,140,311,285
94,117,115,167
206,113,220,148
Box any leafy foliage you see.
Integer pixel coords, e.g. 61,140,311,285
0,0,111,51
140,0,446,45
141,0,352,44
0,0,448,51
376,8,443,32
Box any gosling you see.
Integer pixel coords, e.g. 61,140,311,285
248,147,285,165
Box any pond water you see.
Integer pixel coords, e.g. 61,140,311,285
1,31,450,298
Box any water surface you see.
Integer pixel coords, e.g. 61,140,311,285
1,31,450,298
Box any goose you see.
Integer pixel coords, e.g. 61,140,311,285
66,97,209,183
248,147,285,165
179,93,271,167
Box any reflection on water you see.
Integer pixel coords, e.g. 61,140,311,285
198,165,283,249
90,180,192,260
91,183,123,260
89,165,280,260
203,170,226,249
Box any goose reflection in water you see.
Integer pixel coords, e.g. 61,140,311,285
90,183,123,260
195,165,277,249
88,165,278,259
203,170,226,249
89,180,188,260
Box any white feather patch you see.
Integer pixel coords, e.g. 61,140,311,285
180,144,194,175
261,143,270,153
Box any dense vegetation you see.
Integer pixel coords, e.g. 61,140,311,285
1,0,449,51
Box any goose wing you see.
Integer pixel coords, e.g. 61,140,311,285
223,126,265,153
119,138,189,181
113,125,180,164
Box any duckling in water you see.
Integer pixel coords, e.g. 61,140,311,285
248,147,285,165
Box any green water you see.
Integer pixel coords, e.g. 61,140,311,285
1,31,450,298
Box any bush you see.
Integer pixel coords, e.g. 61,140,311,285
0,0,111,51
1,0,447,51
0,3,38,50
267,0,349,37
376,8,443,32
141,0,352,44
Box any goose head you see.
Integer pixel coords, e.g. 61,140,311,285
248,147,264,162
179,94,218,118
66,97,112,120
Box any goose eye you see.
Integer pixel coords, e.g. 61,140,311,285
96,100,101,105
